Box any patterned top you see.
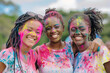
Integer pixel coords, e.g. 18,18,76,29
37,42,74,73
73,46,110,73
0,47,38,73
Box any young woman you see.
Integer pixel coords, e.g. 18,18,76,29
68,8,110,73
34,8,104,73
0,12,43,73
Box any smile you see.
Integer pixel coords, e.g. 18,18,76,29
26,35,37,41
51,34,59,38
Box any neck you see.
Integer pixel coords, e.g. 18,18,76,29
48,40,64,50
77,41,90,52
19,43,31,55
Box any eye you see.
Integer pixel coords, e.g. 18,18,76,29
36,31,40,34
80,28,85,31
54,24,60,29
27,29,32,32
45,26,51,30
55,25,59,29
71,27,76,32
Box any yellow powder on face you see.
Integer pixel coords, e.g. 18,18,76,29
29,31,37,36
76,16,83,26
30,21,33,23
22,24,28,31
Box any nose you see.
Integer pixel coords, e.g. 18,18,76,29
51,27,56,33
29,31,37,37
75,29,81,35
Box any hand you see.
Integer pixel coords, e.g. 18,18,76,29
89,38,105,54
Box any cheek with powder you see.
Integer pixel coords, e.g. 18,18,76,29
35,23,43,44
18,24,28,42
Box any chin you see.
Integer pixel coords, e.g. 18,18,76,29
24,42,35,48
51,39,60,43
74,41,84,46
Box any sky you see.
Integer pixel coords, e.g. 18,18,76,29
7,0,110,15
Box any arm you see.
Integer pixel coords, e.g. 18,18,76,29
34,46,40,54
0,62,6,72
104,61,110,73
90,38,105,52
99,46,110,73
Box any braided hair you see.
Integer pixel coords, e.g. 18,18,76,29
6,12,43,73
68,8,103,41
44,8,64,27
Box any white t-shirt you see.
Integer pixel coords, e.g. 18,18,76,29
0,47,38,73
37,42,74,73
73,46,110,73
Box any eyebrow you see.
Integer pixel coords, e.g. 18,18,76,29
45,25,50,28
55,24,60,26
79,26,85,28
27,26,33,29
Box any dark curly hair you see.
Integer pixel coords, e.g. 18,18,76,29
44,8,64,27
68,8,103,41
6,11,43,73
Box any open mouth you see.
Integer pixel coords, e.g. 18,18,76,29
74,37,83,41
26,35,37,42
50,33,59,39
51,34,58,38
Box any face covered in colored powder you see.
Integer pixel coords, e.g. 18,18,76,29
18,19,43,48
44,16,64,43
69,16,91,46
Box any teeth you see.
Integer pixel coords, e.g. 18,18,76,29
52,35,58,38
26,35,36,41
28,38,34,41
75,37,82,40
27,37,35,41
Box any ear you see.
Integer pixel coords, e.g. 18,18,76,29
88,27,91,35
18,26,23,33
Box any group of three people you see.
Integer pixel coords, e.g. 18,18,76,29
0,8,110,73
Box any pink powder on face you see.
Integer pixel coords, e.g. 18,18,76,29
35,22,43,44
51,27,56,32
19,22,43,45
70,23,75,28
81,45,84,49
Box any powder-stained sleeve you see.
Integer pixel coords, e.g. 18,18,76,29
99,46,110,64
0,48,14,69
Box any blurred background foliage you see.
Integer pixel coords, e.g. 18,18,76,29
0,0,110,50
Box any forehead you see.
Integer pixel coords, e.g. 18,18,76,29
45,16,61,24
70,18,90,27
24,19,43,29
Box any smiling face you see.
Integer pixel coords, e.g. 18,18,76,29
44,16,64,43
18,19,43,48
69,17,91,46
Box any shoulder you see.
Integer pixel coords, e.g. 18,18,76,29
38,44,48,51
0,47,14,67
99,46,110,53
65,42,73,51
0,47,13,57
34,44,48,54
65,42,74,55
34,44,46,50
